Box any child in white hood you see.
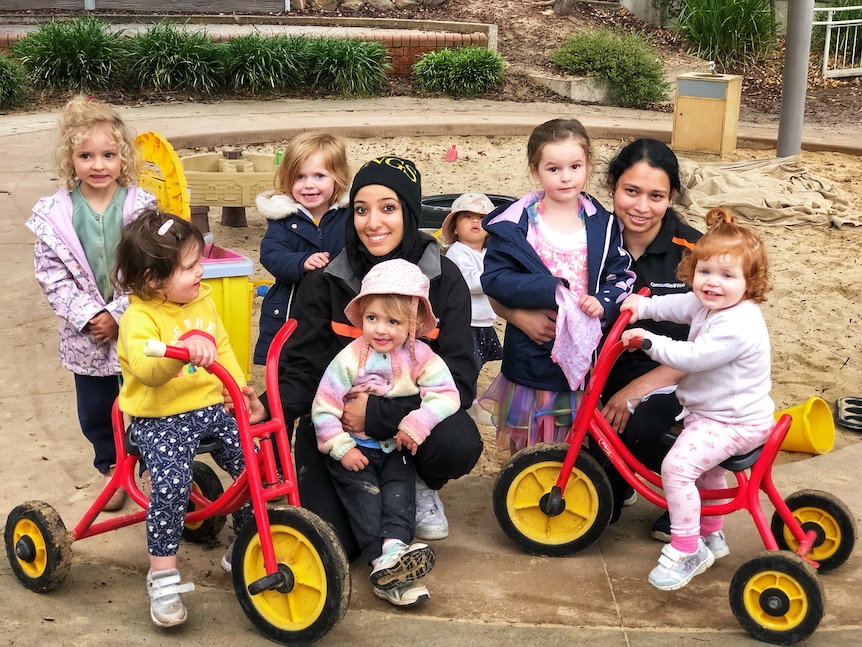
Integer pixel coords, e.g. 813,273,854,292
254,132,352,364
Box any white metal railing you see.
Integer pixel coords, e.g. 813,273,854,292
814,5,862,78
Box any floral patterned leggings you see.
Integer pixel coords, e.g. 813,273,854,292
133,405,252,557
662,414,772,542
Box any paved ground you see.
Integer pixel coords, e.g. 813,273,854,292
2,97,861,646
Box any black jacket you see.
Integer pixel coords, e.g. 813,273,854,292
275,234,477,438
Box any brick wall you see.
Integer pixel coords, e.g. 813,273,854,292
376,31,489,77
204,30,490,77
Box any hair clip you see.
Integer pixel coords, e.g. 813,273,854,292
157,220,174,236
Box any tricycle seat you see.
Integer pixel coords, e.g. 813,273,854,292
124,426,223,457
661,431,763,471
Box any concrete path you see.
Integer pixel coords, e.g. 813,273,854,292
1,97,860,646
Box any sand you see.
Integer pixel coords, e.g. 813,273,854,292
183,135,862,473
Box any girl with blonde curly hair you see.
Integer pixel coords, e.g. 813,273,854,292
25,94,154,510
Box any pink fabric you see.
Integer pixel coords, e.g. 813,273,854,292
662,414,772,540
551,285,602,390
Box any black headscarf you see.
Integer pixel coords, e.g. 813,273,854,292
345,157,428,277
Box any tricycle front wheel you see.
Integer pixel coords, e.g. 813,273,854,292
770,489,856,572
492,443,612,556
231,506,350,644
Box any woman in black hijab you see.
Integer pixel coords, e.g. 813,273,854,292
260,157,482,560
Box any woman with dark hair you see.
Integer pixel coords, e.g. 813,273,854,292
601,138,702,532
245,157,483,571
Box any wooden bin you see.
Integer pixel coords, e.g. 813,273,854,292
671,72,743,156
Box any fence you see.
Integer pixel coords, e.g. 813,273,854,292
814,4,862,78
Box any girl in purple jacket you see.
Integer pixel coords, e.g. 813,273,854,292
25,95,155,510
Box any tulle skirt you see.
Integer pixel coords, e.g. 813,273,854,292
478,372,582,453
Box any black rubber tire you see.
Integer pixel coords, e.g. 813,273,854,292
770,489,856,572
5,501,73,592
729,551,824,644
492,443,612,556
232,506,350,644
181,461,227,543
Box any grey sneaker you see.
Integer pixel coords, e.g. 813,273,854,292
370,541,435,590
373,581,430,607
703,530,730,559
415,479,449,540
146,568,195,627
648,538,715,591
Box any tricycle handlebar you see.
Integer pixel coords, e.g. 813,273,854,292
143,339,168,358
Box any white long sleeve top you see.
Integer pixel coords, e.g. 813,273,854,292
445,241,496,327
638,292,774,427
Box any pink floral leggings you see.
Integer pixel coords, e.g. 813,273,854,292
662,414,773,541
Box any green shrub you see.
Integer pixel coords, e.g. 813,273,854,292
412,47,504,96
307,38,389,97
125,21,225,94
224,34,311,94
552,30,670,108
676,0,777,66
13,17,126,91
0,54,27,110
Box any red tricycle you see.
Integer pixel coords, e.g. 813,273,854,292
492,291,855,645
4,320,351,645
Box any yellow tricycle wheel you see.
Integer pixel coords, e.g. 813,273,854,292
5,501,72,592
770,489,856,572
492,443,612,556
232,506,350,644
182,461,226,543
729,551,823,644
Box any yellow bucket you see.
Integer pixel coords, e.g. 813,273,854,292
776,397,834,455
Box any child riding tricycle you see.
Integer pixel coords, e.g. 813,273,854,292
4,319,351,645
492,287,855,644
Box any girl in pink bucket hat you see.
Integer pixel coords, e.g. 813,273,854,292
311,258,460,606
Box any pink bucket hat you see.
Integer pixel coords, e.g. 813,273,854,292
441,192,495,244
344,259,437,337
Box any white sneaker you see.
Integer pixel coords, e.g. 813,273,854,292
373,581,430,607
146,569,195,627
415,478,449,540
221,541,235,573
703,530,730,559
370,540,435,590
648,538,715,591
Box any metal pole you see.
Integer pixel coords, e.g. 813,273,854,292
84,0,95,10
776,0,815,157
